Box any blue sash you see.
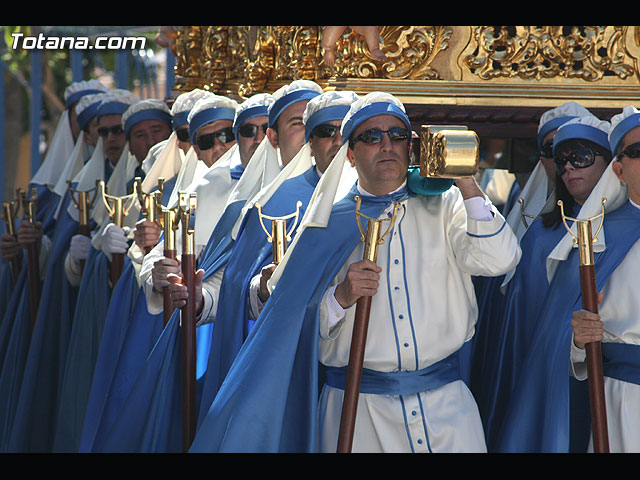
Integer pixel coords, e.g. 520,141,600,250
603,343,640,386
324,350,461,396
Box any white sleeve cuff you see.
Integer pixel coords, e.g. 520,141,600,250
464,195,497,221
326,284,347,329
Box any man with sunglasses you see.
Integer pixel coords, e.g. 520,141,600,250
568,105,640,452
190,91,521,453
188,93,238,168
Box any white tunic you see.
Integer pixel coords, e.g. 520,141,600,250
317,185,521,453
570,202,640,452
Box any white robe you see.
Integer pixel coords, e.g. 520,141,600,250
317,185,521,453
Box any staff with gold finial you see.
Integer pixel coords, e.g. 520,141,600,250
255,200,304,265
159,202,180,327
1,189,22,283
558,198,610,453
97,179,139,286
336,197,400,453
177,191,198,452
67,180,100,275
135,176,165,255
19,188,42,329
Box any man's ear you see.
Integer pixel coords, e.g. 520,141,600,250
346,146,356,167
612,159,626,184
266,127,279,148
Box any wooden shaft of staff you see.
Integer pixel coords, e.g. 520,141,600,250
337,294,372,453
163,249,177,327
579,263,610,453
110,252,124,287
26,242,41,330
9,255,21,284
181,252,197,452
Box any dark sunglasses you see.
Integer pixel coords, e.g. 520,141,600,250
238,123,268,138
176,127,190,142
554,147,598,176
196,127,235,150
539,141,554,158
312,124,340,139
619,142,640,159
98,125,124,137
351,127,410,146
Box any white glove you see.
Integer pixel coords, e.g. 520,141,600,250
101,223,130,261
69,234,91,261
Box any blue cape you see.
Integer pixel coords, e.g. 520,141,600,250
53,175,177,452
469,209,575,451
196,167,320,428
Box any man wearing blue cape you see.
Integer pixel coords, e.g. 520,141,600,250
194,90,360,429
3,90,138,452
570,105,640,452
493,114,640,452
0,81,108,450
51,97,174,452
469,102,594,451
78,91,248,452
190,91,521,453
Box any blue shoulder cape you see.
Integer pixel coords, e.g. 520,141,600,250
85,171,246,452
53,175,177,452
196,166,320,427
469,209,575,451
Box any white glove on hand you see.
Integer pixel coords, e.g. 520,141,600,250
69,234,92,261
101,223,130,261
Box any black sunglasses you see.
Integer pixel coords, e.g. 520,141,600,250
554,147,599,176
196,127,235,150
312,124,340,139
238,123,268,138
351,127,410,146
539,141,554,158
619,142,640,159
98,125,124,137
176,127,190,143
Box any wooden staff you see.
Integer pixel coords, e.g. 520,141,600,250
255,200,303,265
160,204,179,327
98,180,138,287
336,197,400,453
559,199,610,453
67,180,100,276
1,191,22,283
19,188,41,330
178,191,197,452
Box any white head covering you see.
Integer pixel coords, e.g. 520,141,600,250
545,116,628,282
608,105,640,157
170,88,210,131
30,80,108,188
537,101,593,149
267,80,324,129
121,98,172,140
268,91,406,290
187,93,238,143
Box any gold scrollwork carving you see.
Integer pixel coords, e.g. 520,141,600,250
463,26,638,82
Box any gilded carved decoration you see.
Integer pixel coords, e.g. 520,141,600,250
171,26,640,109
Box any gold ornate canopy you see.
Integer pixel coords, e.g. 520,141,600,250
170,26,640,171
